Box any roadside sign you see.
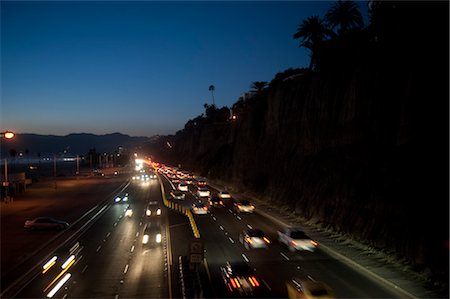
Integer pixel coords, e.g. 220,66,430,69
189,253,203,264
190,240,204,254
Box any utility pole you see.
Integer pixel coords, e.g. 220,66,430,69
54,154,57,190
76,155,79,176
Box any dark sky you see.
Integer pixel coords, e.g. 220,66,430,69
1,1,368,137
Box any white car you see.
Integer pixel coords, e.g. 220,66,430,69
192,202,208,215
171,191,185,200
146,201,162,216
197,188,210,198
234,200,255,213
218,191,232,199
125,206,133,217
178,183,188,192
239,228,270,249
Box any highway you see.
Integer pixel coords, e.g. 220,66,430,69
3,164,414,298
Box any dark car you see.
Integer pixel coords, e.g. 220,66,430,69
142,223,162,245
24,217,69,230
220,262,266,297
146,201,162,217
208,195,224,208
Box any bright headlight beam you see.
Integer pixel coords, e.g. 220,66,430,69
43,256,58,270
156,233,162,243
46,273,71,298
62,255,75,269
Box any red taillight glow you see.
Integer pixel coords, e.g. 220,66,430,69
252,276,260,287
230,278,237,289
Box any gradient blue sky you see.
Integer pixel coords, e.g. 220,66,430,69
1,1,368,137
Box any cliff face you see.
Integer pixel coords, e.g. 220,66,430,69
149,1,448,285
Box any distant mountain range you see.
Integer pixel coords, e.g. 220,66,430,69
0,133,159,157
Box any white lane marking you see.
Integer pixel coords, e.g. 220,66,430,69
114,222,117,227
96,245,101,252
262,279,272,291
115,294,119,299
242,254,249,262
307,275,315,281
82,265,88,273
219,225,224,231
124,264,129,273
212,216,217,221
119,215,123,219
106,232,111,238
228,209,233,213
131,245,135,252
62,293,68,299
280,252,290,260
136,232,139,237
237,216,242,220
247,224,252,229
139,222,142,226
228,237,234,243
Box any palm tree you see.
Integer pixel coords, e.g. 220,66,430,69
208,85,215,106
250,81,268,93
293,15,332,69
325,0,364,35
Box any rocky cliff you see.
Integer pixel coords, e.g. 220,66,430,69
147,1,448,288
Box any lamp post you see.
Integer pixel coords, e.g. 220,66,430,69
1,131,15,201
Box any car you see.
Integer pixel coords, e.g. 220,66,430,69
234,200,255,213
146,201,162,216
208,195,224,208
286,278,335,299
114,192,129,203
149,173,157,179
220,262,264,297
197,179,207,187
278,228,318,252
197,187,210,198
218,191,232,199
178,183,189,192
171,191,186,200
239,228,270,249
142,223,162,245
125,205,133,217
192,202,208,215
24,217,69,230
185,179,193,185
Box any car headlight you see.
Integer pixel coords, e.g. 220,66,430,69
115,197,121,202
156,233,162,243
146,209,151,216
142,235,149,244
123,197,128,201
156,208,161,215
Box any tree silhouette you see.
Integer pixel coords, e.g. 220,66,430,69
293,15,332,69
325,0,364,35
250,81,268,92
208,85,215,106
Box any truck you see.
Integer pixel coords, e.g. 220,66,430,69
277,228,318,252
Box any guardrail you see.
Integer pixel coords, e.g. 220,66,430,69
156,173,200,239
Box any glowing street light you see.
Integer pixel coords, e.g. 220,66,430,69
2,131,14,139
1,131,15,201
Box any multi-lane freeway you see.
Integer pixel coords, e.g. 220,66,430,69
1,163,418,299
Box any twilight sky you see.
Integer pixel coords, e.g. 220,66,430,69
1,1,368,137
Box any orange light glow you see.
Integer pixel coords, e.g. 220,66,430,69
4,132,14,139
311,240,318,246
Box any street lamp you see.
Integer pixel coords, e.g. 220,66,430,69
1,131,15,201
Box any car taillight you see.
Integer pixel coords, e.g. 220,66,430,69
291,240,297,246
248,277,256,287
234,278,241,288
263,237,270,244
251,276,260,287
203,207,207,211
310,240,318,246
230,278,237,289
220,201,223,205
